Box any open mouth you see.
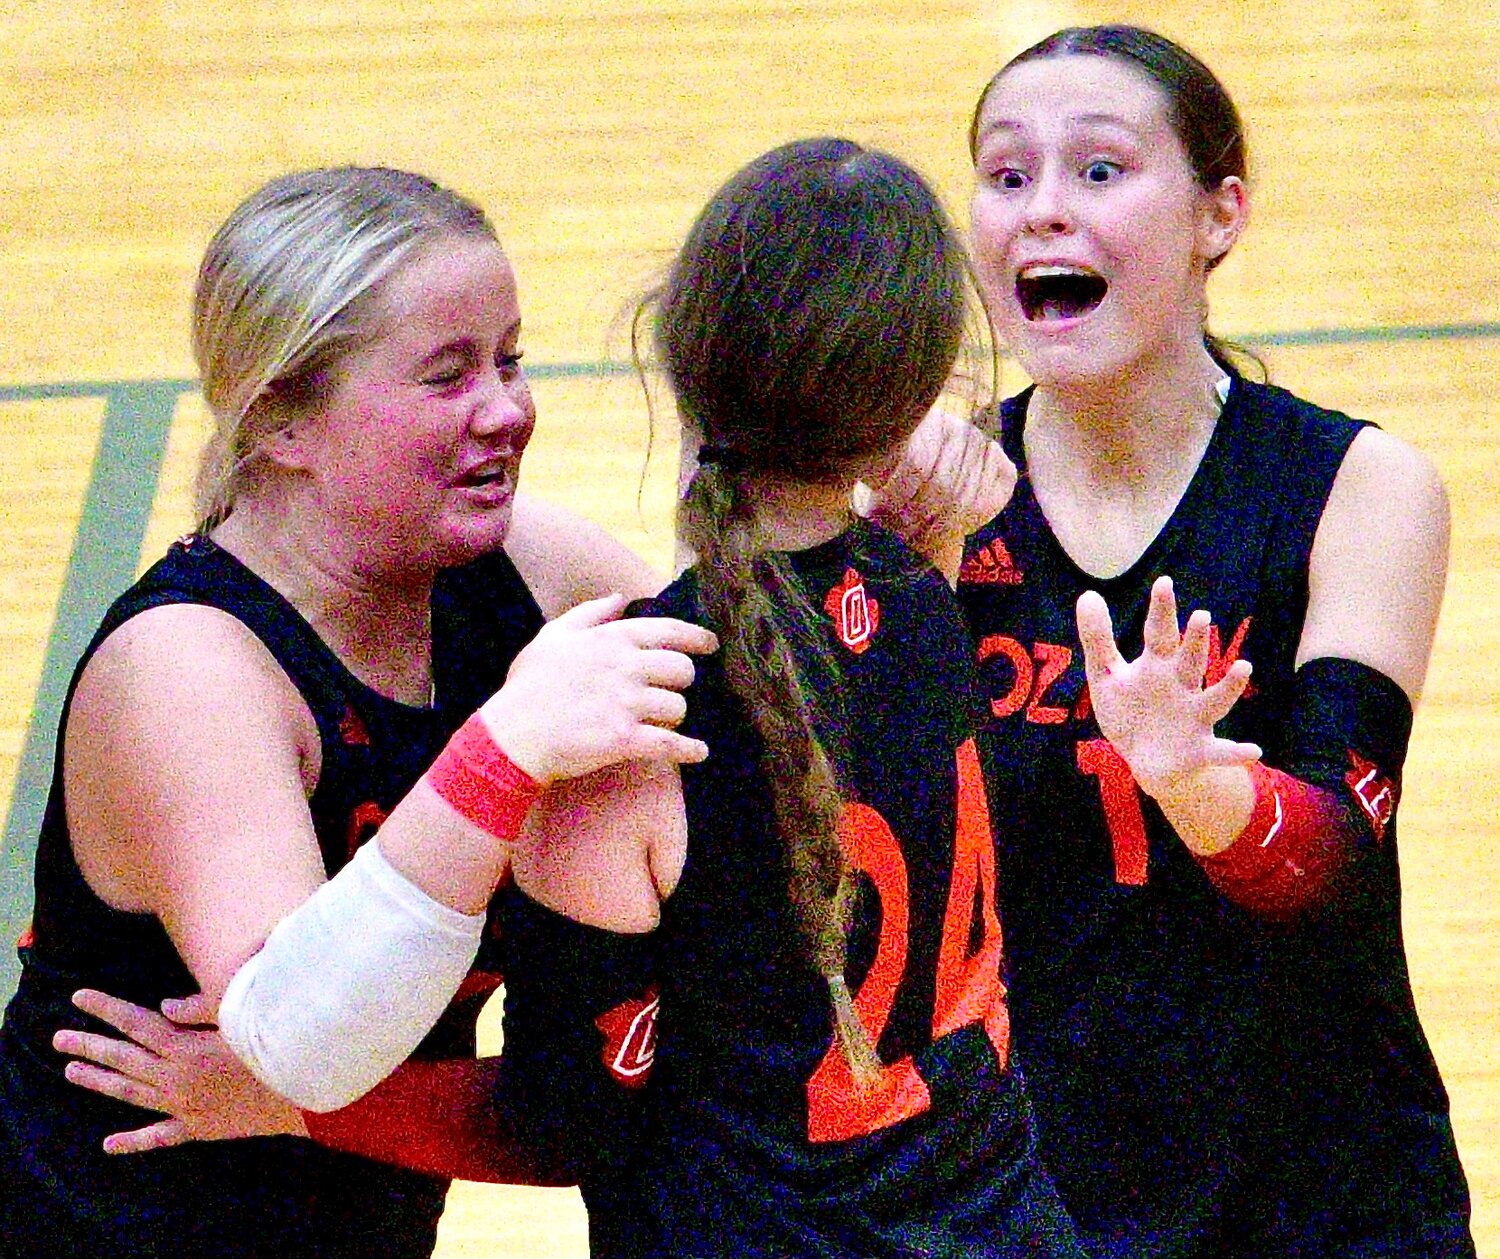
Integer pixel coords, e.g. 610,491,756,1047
456,465,513,492
1016,266,1108,322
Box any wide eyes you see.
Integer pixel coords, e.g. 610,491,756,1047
980,158,1126,190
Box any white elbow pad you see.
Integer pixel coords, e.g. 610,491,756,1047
219,839,485,1112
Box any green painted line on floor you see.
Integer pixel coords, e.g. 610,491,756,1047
0,382,181,1000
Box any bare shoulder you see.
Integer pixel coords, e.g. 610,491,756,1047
1314,426,1450,587
1299,427,1450,700
66,602,327,989
74,601,314,758
506,491,666,617
1328,426,1449,521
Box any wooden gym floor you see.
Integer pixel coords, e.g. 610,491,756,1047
0,2,1495,1254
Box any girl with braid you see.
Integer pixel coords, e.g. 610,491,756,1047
47,142,1080,1258
491,136,1085,1257
52,140,1082,1258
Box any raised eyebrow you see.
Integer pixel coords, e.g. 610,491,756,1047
978,113,1143,144
1066,114,1147,142
973,118,1027,147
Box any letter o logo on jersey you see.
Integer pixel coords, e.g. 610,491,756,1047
824,568,880,655
595,988,660,1088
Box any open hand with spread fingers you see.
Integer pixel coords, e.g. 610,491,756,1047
1075,575,1261,803
53,989,305,1154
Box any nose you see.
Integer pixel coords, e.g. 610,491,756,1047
471,367,536,453
1021,164,1073,236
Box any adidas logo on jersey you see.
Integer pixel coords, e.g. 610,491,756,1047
959,538,1023,586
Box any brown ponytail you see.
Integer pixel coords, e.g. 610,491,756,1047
645,139,971,1076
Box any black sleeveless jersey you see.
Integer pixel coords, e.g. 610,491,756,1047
619,522,1082,1259
958,378,1469,1255
0,535,544,1258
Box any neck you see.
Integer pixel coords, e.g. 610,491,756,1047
745,473,855,552
1026,342,1227,485
213,491,436,705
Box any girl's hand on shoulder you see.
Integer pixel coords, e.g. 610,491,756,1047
1076,576,1261,802
481,594,719,784
53,988,306,1153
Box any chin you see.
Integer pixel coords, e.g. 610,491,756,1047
437,502,516,566
1011,330,1142,394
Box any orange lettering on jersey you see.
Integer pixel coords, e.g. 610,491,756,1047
806,803,930,1142
1205,617,1256,696
976,634,1033,719
932,740,1010,1067
595,988,660,1088
339,704,372,747
958,537,1023,586
345,800,388,861
1025,642,1073,725
1073,682,1093,723
823,569,880,654
1345,750,1396,843
16,922,34,951
1077,739,1149,885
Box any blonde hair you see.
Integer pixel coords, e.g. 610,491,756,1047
191,166,496,529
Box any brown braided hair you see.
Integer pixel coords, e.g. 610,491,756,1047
641,138,971,1075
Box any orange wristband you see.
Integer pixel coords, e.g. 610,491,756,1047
425,713,540,840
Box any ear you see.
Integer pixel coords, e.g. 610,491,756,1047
1196,175,1248,268
258,403,320,473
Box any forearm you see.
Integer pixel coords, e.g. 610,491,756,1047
1146,763,1255,857
1142,762,1359,919
303,1056,576,1185
219,718,537,1111
218,838,489,1111
1179,658,1412,922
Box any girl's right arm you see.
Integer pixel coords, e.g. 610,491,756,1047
65,593,714,1115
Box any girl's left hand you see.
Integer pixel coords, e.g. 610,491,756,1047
53,988,307,1153
1076,575,1261,802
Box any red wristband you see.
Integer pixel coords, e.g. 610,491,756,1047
1197,762,1349,918
425,713,540,841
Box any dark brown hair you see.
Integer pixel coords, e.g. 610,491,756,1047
643,137,969,1073
970,26,1260,374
